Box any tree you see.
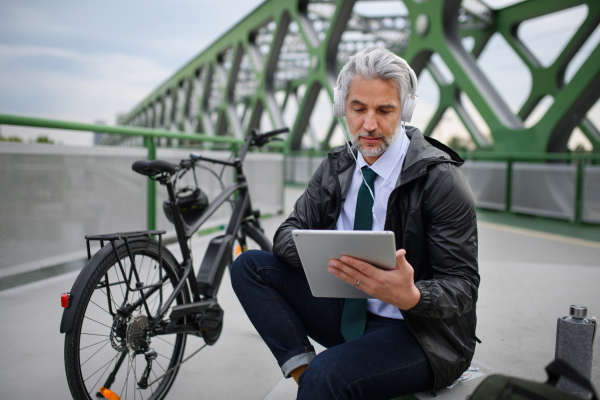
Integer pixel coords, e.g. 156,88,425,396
0,131,23,142
35,135,54,144
446,135,468,153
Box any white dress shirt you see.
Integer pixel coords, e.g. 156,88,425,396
335,128,410,319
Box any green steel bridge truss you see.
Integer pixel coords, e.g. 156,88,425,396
120,0,600,154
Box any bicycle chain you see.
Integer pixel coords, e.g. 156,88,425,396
143,343,207,388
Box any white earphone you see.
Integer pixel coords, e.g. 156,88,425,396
332,56,419,123
332,55,417,231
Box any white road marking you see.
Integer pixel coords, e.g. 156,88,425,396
477,221,600,250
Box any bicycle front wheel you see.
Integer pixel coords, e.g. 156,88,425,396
232,222,273,261
64,237,189,400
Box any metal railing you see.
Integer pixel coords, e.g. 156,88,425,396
1,111,598,275
461,152,600,224
283,149,600,225
0,113,286,275
0,113,286,230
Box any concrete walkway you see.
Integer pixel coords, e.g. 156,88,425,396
1,188,599,399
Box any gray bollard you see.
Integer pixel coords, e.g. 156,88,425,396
555,305,597,399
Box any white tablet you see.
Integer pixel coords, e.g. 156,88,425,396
292,230,396,298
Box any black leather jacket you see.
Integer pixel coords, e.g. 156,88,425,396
273,127,480,391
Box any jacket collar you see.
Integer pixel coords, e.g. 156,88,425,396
398,126,463,187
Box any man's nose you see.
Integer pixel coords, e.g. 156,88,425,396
363,112,378,132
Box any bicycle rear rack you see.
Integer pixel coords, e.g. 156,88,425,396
85,230,167,318
85,230,166,260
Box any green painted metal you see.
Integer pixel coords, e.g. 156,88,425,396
0,113,244,144
4,1,597,227
404,0,600,153
144,136,157,230
0,113,245,230
119,0,600,155
284,150,600,224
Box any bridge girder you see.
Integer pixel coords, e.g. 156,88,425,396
120,0,600,153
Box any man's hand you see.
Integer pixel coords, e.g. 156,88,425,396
328,249,421,310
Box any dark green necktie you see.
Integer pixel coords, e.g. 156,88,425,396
341,167,377,342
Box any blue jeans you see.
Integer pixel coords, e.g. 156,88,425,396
230,250,433,399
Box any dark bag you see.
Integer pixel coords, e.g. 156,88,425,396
470,359,598,400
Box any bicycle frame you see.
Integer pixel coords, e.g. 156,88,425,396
138,153,257,333
60,128,286,337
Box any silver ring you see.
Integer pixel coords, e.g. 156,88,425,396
355,280,361,287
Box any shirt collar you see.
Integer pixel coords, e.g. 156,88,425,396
356,126,408,178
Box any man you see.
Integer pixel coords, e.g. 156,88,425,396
231,46,479,399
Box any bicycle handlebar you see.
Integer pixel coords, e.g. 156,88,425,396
177,127,290,175
252,127,289,140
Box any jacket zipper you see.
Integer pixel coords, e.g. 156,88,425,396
330,154,343,229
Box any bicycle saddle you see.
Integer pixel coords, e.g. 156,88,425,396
132,159,179,176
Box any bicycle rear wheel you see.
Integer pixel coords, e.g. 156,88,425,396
64,237,189,400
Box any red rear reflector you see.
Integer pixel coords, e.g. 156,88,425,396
61,292,70,308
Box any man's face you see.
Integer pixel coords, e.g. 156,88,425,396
345,76,402,164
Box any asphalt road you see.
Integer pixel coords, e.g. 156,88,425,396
1,189,599,399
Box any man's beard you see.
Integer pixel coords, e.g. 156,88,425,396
350,123,402,158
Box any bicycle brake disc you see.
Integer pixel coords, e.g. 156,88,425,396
127,315,150,352
110,314,129,352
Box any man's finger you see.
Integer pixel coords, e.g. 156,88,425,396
340,256,374,275
329,263,358,286
395,249,409,270
329,259,368,286
396,249,407,259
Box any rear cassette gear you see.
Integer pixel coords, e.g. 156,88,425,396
127,315,150,352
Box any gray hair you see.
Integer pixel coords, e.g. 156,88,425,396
336,46,413,119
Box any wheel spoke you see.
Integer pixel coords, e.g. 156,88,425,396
120,353,132,400
156,351,172,361
153,357,167,374
99,287,121,312
81,340,111,366
84,316,112,329
89,299,111,315
87,356,116,397
149,262,159,285
155,336,175,347
144,255,152,284
131,353,138,400
69,240,187,400
150,370,158,395
83,351,120,383
95,350,128,395
130,353,145,400
88,350,123,396
80,338,110,351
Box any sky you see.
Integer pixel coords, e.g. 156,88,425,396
0,0,598,149
0,0,266,145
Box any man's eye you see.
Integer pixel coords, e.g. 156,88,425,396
354,108,365,113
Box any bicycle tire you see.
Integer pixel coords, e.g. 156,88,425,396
64,237,190,400
242,223,272,253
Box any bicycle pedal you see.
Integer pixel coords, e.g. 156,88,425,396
196,305,224,331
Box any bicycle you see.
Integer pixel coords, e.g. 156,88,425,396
60,127,289,400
